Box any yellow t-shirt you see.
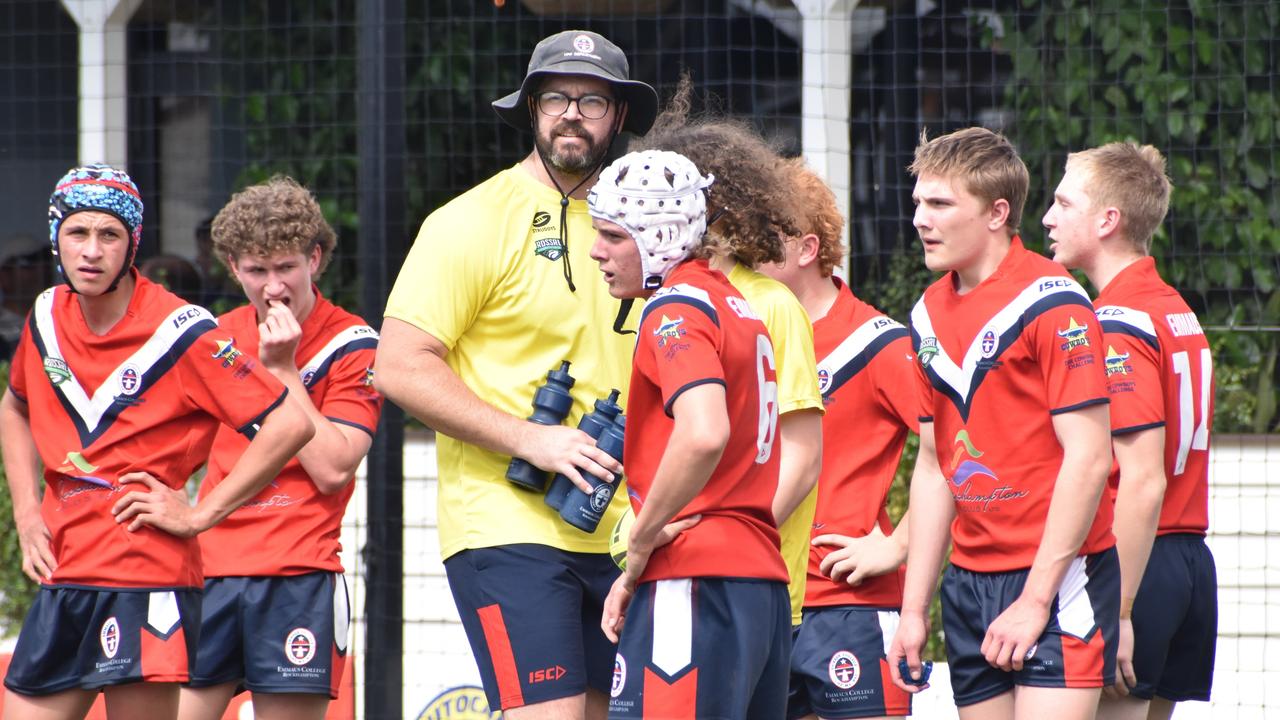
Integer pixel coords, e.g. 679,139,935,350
385,166,636,559
726,262,823,624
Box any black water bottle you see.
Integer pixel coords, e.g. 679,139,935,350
545,389,623,511
505,361,575,491
559,415,626,533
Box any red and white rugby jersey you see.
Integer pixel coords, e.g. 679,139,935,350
1095,257,1213,536
625,259,788,584
910,238,1115,572
805,279,919,608
7,273,286,588
200,292,382,576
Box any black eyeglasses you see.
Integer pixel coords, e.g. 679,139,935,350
535,91,613,120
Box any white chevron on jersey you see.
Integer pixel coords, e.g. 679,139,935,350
298,324,379,385
817,314,905,374
911,276,1091,401
32,288,215,435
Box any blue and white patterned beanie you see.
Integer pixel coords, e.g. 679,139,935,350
48,163,144,293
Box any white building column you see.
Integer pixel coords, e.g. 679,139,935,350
795,0,858,256
60,0,143,167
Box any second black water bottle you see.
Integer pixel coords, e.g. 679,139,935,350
559,415,626,533
544,389,623,511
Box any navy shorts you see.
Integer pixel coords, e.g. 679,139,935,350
444,543,619,711
188,572,349,698
1129,533,1217,702
941,548,1120,707
609,578,791,720
788,606,911,719
4,585,201,695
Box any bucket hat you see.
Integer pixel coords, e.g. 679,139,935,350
493,30,658,135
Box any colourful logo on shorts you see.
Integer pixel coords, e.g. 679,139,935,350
828,650,860,689
1057,317,1091,352
212,338,243,368
949,429,998,488
1104,346,1132,376
100,616,120,659
611,654,627,698
285,627,316,666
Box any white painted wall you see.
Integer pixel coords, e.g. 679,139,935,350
348,433,1280,719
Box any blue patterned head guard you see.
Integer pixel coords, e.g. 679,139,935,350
48,164,145,293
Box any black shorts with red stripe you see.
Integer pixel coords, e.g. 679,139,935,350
940,547,1120,707
609,577,791,720
444,543,619,711
4,585,201,695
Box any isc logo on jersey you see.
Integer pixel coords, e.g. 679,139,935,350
828,650,860,689
285,627,317,666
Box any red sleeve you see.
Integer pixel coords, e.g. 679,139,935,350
1031,304,1109,414
636,304,724,417
317,347,383,437
178,332,289,434
875,334,923,432
1102,332,1163,434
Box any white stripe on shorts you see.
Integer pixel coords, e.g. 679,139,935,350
1055,556,1096,639
652,579,693,676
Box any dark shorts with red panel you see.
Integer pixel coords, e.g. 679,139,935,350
941,547,1120,707
609,577,791,720
4,585,201,695
788,606,912,719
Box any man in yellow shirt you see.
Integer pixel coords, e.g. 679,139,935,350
375,31,657,720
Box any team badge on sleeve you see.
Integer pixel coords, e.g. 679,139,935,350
1056,318,1091,352
211,339,243,368
1104,346,1133,377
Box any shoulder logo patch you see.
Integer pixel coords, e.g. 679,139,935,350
653,315,685,346
1057,317,1091,352
1104,346,1132,376
212,338,243,368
